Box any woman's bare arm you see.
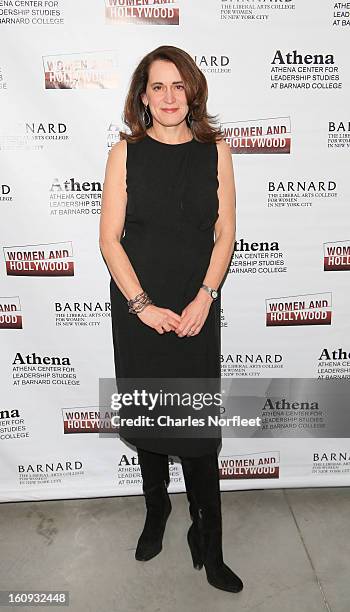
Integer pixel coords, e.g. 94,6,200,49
197,138,236,304
175,138,236,336
99,139,181,333
99,140,145,301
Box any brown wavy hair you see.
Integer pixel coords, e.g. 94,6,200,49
119,45,224,144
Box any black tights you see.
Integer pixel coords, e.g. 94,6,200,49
137,447,220,502
137,447,171,490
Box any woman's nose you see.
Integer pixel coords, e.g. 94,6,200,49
163,88,176,103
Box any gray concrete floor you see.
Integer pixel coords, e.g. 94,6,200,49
0,486,349,612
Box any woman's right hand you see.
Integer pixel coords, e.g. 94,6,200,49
137,304,182,334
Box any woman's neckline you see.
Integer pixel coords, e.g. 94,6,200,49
145,131,194,146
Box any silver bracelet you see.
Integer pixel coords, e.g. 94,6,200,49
127,291,153,314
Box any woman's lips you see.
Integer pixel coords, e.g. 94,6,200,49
162,108,178,113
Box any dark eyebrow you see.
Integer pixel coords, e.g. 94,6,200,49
150,81,184,86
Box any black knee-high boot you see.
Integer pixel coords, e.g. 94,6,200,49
180,453,203,569
135,447,172,561
180,453,243,593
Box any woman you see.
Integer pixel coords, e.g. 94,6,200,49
99,45,243,594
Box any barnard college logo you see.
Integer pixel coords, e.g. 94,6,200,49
18,461,83,473
25,122,68,138
267,180,338,208
327,120,350,149
220,0,294,21
1,184,12,201
329,121,350,133
55,301,111,313
221,353,283,364
313,452,350,462
0,121,68,152
194,54,230,73
268,180,336,194
312,451,350,475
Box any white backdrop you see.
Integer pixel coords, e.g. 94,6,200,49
1,0,350,502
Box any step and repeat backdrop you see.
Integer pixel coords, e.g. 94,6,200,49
1,1,349,502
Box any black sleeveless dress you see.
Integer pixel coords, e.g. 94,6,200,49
110,133,222,457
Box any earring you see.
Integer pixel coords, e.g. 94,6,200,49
143,104,152,127
186,111,193,127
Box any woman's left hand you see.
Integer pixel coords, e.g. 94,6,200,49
175,291,213,337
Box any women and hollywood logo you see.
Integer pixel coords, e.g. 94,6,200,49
223,117,291,154
324,240,350,271
105,0,179,25
0,296,22,329
3,241,74,276
266,292,332,326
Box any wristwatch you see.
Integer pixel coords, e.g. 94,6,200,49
201,284,218,300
